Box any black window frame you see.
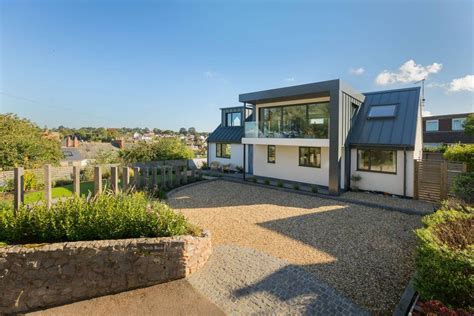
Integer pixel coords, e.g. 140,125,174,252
356,148,397,174
298,147,321,168
226,112,242,127
216,143,231,159
267,145,276,163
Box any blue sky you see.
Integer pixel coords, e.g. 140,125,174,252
1,0,473,131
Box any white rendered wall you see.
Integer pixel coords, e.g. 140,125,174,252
252,144,329,186
208,143,244,168
350,149,414,197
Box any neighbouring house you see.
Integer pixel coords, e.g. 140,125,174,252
233,79,422,197
423,113,474,147
207,106,253,171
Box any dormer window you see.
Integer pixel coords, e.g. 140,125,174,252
226,112,242,126
368,104,397,118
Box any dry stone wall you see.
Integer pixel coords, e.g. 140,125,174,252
0,231,211,314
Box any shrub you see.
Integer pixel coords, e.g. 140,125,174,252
24,172,43,191
249,177,257,183
0,192,194,244
444,144,474,171
293,183,300,190
53,178,73,187
277,181,283,188
451,172,474,204
311,185,318,193
0,179,14,193
264,179,270,185
414,208,474,309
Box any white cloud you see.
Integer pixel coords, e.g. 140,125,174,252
375,60,442,85
349,67,365,75
422,110,432,117
284,77,295,82
204,71,216,78
448,75,474,92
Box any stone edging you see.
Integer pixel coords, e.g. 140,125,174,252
0,232,212,314
393,277,418,316
221,177,430,216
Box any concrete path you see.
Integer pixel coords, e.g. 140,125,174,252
188,245,367,315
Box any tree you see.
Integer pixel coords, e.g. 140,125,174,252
0,114,63,169
179,127,187,135
120,138,194,163
188,127,197,135
464,114,474,136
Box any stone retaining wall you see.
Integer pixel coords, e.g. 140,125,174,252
0,231,211,314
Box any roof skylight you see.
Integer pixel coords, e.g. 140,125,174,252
368,104,397,118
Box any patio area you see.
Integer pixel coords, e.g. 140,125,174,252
168,180,423,314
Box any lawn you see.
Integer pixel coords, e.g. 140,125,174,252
24,182,97,204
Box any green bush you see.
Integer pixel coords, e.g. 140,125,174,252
311,185,318,193
0,192,194,244
451,172,474,204
53,178,73,187
277,181,283,188
414,208,474,309
444,144,474,171
293,183,300,190
264,179,270,185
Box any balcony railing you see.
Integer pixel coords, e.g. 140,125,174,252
244,121,329,139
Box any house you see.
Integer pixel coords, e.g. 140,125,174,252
207,106,253,170
423,113,473,147
236,79,422,197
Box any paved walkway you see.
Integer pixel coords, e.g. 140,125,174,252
188,245,367,315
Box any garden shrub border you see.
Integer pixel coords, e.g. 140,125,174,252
0,231,211,314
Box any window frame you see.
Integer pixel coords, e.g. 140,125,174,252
298,147,321,168
267,145,276,163
226,112,242,127
367,104,398,119
356,148,397,174
425,119,439,132
216,143,231,159
452,118,466,131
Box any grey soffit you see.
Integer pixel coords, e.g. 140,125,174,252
207,125,244,143
350,87,421,149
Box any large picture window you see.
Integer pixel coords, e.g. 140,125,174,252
267,145,276,163
259,102,329,139
357,149,396,173
216,143,231,158
299,147,321,168
226,112,242,127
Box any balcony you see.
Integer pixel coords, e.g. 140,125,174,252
243,121,330,147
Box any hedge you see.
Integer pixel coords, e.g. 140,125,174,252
0,192,195,244
414,208,474,309
443,144,474,171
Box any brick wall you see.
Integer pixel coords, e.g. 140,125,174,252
0,231,211,313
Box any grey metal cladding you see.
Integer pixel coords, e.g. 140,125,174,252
238,79,339,103
349,87,421,149
207,125,244,144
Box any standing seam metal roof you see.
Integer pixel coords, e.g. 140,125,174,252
207,125,244,144
349,87,421,149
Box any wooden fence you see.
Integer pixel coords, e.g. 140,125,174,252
414,159,466,202
10,164,202,212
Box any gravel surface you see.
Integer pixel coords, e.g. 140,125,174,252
168,180,422,314
341,191,436,215
188,245,366,315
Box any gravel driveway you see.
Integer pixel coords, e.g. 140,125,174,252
168,180,422,314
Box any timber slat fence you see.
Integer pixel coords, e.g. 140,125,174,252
414,159,466,202
9,164,202,212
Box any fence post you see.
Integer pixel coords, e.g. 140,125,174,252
152,167,158,188
73,166,80,196
160,167,166,188
191,169,196,182
175,166,181,187
94,166,102,195
414,160,419,199
142,167,149,188
44,164,52,208
111,166,119,194
440,160,448,199
133,167,140,189
122,167,130,191
183,167,188,184
13,167,24,213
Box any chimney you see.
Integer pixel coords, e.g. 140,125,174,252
73,136,79,148
66,136,71,147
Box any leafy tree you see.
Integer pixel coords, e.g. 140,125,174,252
152,128,162,134
0,114,63,169
120,138,194,163
463,114,474,136
188,127,196,135
179,127,187,135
